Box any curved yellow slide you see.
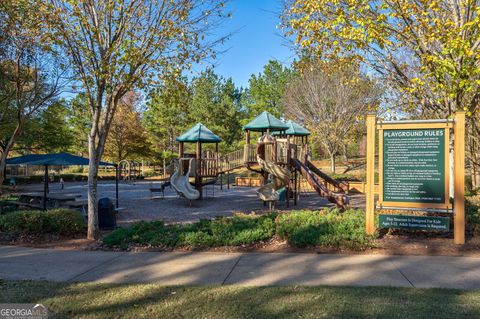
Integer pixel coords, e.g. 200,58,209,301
171,158,200,200
256,156,291,202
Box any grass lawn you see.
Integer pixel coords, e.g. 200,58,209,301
1,280,479,318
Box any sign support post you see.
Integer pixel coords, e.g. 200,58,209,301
454,111,465,244
365,114,376,235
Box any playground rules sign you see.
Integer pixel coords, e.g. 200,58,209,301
366,113,466,244
380,128,449,208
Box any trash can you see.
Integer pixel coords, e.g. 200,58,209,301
277,187,287,202
98,197,116,230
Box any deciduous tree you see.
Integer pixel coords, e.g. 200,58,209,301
284,62,381,173
105,91,151,162
282,0,480,178
0,0,65,184
40,0,229,239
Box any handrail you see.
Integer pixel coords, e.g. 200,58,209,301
305,160,349,193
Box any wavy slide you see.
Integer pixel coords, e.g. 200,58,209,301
256,156,291,202
171,158,200,200
291,158,348,209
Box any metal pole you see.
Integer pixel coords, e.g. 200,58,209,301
115,165,119,209
43,165,48,210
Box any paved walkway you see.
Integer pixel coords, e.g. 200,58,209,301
1,246,480,290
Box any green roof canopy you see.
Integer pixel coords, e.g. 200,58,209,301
243,111,289,132
272,120,310,136
176,123,222,143
6,153,114,166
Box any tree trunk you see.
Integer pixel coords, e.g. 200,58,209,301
0,123,23,186
472,162,480,190
330,153,336,174
0,152,7,187
87,135,100,240
342,143,348,162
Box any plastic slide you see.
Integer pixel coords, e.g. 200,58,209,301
256,155,291,202
171,158,200,200
291,158,348,209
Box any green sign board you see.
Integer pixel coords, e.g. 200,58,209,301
382,128,446,204
379,214,450,231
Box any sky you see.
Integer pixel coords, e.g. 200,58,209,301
191,0,295,89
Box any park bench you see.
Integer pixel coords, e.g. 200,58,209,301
114,207,126,214
5,200,43,210
65,200,88,217
149,181,170,199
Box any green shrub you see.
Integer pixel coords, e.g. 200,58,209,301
103,213,277,249
102,221,180,249
0,209,85,237
103,210,374,250
276,209,375,249
466,196,480,235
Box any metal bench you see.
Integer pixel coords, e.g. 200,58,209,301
149,181,170,199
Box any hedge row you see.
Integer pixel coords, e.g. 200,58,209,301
103,209,374,250
0,209,85,237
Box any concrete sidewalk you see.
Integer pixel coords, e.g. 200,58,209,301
1,246,480,290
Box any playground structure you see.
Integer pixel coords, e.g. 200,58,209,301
172,112,349,209
173,123,222,200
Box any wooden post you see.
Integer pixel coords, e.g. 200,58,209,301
304,136,309,162
454,111,465,244
294,169,298,205
196,141,202,199
286,135,291,166
365,114,376,235
244,130,250,163
178,142,184,158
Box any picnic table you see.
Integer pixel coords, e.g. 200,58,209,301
10,192,83,209
65,199,125,223
65,199,88,217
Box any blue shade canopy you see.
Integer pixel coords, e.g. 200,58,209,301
243,111,289,132
6,153,115,166
176,123,222,143
272,120,310,136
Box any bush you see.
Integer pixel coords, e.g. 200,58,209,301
0,209,85,237
103,213,277,249
466,196,480,235
276,209,375,249
103,209,373,250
